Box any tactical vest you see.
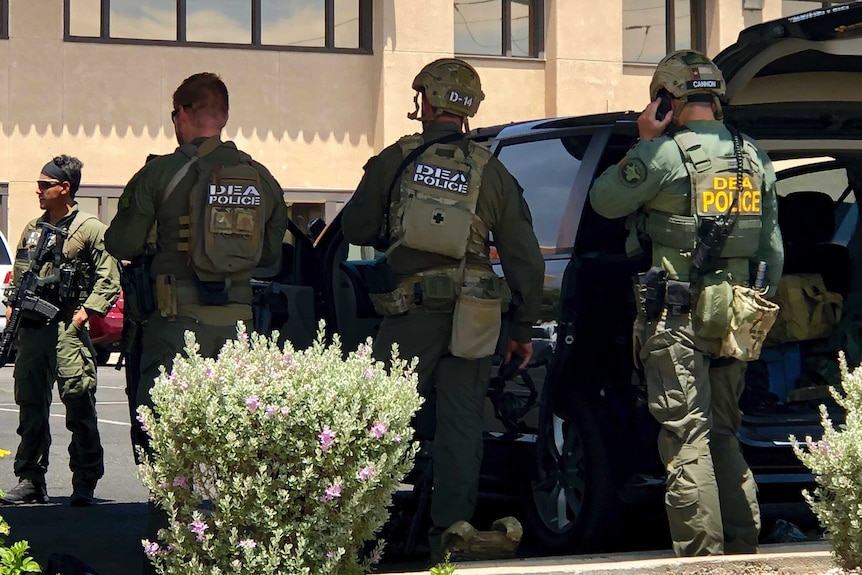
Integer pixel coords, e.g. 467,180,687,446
387,134,492,262
645,129,763,275
157,138,269,305
16,211,99,308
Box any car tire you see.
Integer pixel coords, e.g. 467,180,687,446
95,346,111,366
521,398,623,553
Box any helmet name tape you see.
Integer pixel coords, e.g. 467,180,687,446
207,184,261,206
413,162,470,194
687,80,721,90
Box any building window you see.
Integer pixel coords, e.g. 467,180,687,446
65,0,373,52
454,0,544,58
0,0,8,39
782,1,855,17
75,186,122,224
623,0,707,64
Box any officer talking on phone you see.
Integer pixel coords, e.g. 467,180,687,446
588,50,783,557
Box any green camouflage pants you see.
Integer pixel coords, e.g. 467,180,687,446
13,318,103,488
373,308,493,549
638,309,760,556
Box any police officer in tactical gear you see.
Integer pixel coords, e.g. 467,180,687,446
1,155,121,507
589,50,784,556
341,58,544,559
105,72,288,443
105,72,288,575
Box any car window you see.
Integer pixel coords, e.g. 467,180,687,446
0,233,11,265
496,135,591,255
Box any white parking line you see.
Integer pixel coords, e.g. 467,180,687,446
0,407,130,427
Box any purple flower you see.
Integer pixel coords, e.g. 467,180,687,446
190,519,208,542
172,476,188,488
326,551,334,559
166,372,176,383
239,332,249,341
280,406,290,417
157,481,168,489
364,368,374,378
143,541,160,556
136,413,149,432
318,427,336,451
246,395,260,413
358,343,371,356
205,368,213,379
320,483,342,502
265,405,278,417
370,547,383,564
358,466,377,481
238,539,257,549
392,433,402,443
369,421,387,439
283,354,296,368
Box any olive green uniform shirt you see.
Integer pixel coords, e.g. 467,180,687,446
105,137,289,325
341,122,544,342
7,204,120,315
589,120,783,287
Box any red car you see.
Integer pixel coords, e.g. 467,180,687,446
89,291,123,365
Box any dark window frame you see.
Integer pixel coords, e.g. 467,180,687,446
624,0,707,64
0,0,8,39
454,0,545,59
75,185,122,223
64,0,373,54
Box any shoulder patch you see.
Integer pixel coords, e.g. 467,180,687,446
618,158,648,188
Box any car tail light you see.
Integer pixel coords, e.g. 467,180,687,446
2,271,10,286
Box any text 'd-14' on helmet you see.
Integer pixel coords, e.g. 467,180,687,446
412,58,485,118
649,49,727,119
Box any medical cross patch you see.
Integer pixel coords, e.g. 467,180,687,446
618,158,647,188
431,209,446,226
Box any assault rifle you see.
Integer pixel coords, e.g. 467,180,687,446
0,222,67,366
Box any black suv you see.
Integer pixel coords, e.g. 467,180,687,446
253,4,862,555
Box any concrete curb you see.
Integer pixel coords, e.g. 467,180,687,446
387,542,834,575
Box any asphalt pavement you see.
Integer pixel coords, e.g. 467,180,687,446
0,358,828,575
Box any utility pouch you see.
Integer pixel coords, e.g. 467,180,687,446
692,217,730,273
665,280,691,315
120,258,156,322
357,258,412,316
357,258,398,295
719,285,780,361
693,270,734,339
451,287,502,359
636,267,667,321
58,264,79,304
421,273,456,313
155,274,177,319
194,277,229,306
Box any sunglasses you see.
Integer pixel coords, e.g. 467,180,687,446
171,104,191,124
36,180,62,192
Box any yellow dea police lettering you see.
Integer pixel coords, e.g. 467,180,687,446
696,173,763,217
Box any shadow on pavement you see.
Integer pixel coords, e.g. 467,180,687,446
0,500,146,575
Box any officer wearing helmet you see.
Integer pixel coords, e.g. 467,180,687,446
341,58,544,558
589,50,783,556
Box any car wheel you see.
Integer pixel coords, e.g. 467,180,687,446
521,399,622,553
95,346,111,366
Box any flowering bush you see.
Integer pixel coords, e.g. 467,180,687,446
792,352,862,570
137,323,421,575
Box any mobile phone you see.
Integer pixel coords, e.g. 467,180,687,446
655,89,672,121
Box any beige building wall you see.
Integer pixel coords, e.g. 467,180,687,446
0,0,783,246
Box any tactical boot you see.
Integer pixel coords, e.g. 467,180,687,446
70,484,95,507
0,479,49,505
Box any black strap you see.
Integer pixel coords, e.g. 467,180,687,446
724,124,745,233
380,132,465,247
